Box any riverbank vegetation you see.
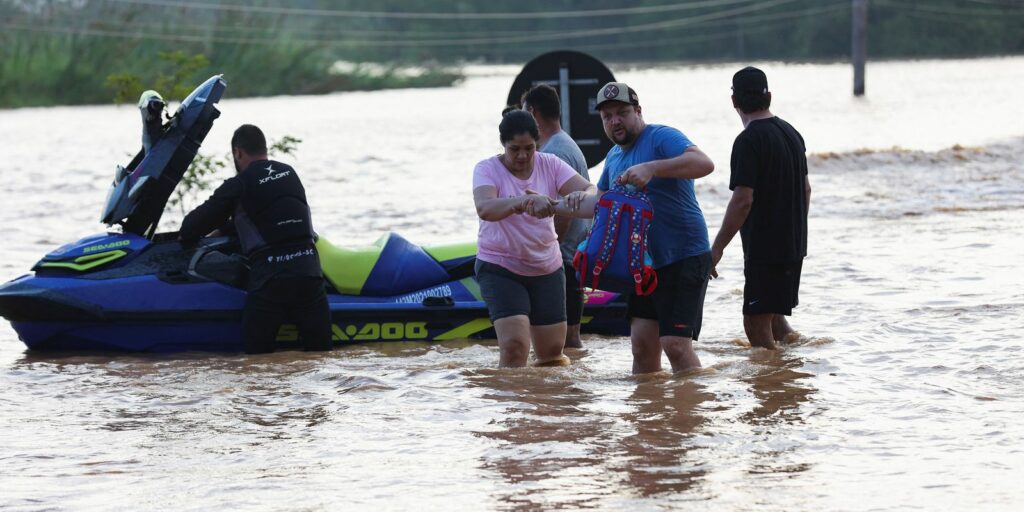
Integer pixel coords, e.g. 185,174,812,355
2,0,1021,108
0,1,462,108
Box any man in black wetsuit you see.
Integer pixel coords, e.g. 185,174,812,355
180,124,332,354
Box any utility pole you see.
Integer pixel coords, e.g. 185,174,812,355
852,0,868,96
735,18,746,59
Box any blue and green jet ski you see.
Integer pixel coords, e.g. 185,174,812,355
0,76,628,352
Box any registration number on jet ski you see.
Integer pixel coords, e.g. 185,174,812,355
276,322,430,342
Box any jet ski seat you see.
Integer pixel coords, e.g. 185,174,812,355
316,232,453,296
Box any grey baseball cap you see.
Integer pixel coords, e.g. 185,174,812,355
595,82,639,108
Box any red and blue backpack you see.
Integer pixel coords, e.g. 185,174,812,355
573,187,658,296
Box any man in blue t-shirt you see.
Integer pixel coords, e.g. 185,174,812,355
594,82,715,374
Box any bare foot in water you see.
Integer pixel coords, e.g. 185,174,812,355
782,332,803,345
564,324,583,349
533,354,572,367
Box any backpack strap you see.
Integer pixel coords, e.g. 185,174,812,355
627,205,658,296
622,203,655,296
573,249,588,289
591,197,626,289
627,205,643,294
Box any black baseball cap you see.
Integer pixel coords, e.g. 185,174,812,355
732,66,768,94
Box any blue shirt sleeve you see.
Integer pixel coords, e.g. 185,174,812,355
597,165,609,191
654,126,694,159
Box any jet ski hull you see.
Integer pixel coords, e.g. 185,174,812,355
0,278,628,352
0,237,629,352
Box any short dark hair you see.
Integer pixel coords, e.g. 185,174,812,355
733,92,771,114
231,124,268,155
498,109,539,144
521,84,561,121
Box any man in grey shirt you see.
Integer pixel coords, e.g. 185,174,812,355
522,85,591,348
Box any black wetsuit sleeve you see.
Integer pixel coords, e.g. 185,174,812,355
217,219,238,237
180,177,243,243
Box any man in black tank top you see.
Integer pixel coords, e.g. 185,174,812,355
710,68,812,350
180,124,331,353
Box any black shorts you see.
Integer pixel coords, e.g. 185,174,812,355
563,260,584,326
743,259,802,316
475,260,567,326
628,252,711,340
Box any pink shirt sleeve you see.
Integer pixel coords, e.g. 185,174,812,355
471,156,503,191
472,158,497,190
546,153,579,193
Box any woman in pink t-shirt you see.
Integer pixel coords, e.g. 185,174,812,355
472,110,596,367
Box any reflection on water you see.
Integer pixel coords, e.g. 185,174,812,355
615,377,713,498
467,366,615,509
743,350,815,426
464,349,822,509
741,350,816,479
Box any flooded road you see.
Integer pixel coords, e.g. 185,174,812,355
1,58,1022,510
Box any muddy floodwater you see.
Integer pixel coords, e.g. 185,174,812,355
1,58,1022,510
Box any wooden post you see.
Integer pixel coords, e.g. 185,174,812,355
852,0,867,96
559,64,571,136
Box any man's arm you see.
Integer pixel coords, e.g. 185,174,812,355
180,178,241,243
710,186,754,277
553,175,600,219
554,167,594,232
617,146,714,188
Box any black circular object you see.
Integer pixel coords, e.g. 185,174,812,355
507,50,616,169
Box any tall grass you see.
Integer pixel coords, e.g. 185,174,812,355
0,4,462,108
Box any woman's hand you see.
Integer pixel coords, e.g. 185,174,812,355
524,189,557,218
512,195,529,214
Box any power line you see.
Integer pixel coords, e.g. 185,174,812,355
961,0,1024,6
568,20,806,53
101,0,766,20
486,3,848,54
897,10,973,25
566,3,850,52
2,0,804,48
2,22,234,45
875,0,1024,16
2,16,560,40
8,1,838,44
297,0,799,46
